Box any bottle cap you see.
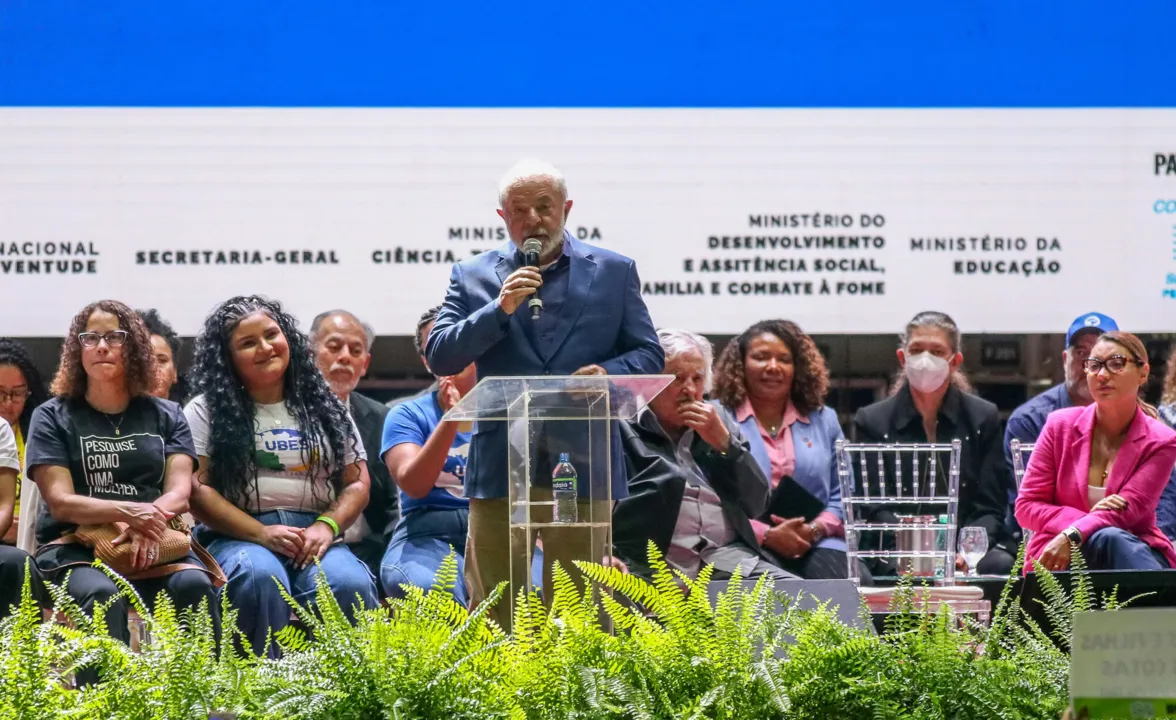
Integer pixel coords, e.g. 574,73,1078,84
559,452,570,463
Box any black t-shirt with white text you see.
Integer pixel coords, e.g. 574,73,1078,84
25,395,197,545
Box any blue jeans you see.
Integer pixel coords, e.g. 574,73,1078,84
380,507,469,605
1082,527,1171,571
202,510,378,658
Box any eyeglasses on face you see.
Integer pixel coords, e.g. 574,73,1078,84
1082,355,1138,375
0,388,29,404
78,330,129,348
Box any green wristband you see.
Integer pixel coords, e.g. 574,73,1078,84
316,515,340,538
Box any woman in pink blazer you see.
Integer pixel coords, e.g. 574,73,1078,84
1015,331,1176,572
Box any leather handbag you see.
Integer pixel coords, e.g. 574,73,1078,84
63,515,226,587
75,520,191,576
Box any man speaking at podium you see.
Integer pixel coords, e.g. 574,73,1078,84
426,159,664,627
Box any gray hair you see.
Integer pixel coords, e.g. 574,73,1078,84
497,158,568,208
900,310,962,353
657,328,714,393
891,310,972,395
309,310,376,351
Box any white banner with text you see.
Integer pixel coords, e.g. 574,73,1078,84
2,108,1174,337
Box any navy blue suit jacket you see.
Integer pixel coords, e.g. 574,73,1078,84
426,232,664,500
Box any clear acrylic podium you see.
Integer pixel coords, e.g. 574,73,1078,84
443,374,673,624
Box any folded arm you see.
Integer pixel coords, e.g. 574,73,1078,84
1014,418,1090,536
1072,438,1176,541
700,429,770,520
155,454,194,517
34,464,163,527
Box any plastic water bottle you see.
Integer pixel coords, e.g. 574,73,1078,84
552,452,578,524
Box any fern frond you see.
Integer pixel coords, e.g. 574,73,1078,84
576,560,664,615
549,559,583,621
1030,561,1074,648
431,547,461,595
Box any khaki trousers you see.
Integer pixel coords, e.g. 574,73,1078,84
465,488,611,633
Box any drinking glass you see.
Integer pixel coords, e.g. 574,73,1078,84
958,526,988,577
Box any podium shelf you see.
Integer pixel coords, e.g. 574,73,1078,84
442,375,674,422
508,521,612,530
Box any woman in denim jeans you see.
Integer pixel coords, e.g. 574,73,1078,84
185,296,377,657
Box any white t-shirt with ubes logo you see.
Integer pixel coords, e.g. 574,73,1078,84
184,395,365,516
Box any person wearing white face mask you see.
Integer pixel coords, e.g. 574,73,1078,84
852,311,1016,577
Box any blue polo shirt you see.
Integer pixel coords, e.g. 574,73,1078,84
1003,383,1072,477
380,392,470,513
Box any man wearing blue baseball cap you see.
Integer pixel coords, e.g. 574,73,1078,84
1001,312,1118,545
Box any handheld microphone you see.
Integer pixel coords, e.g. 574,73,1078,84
522,237,544,320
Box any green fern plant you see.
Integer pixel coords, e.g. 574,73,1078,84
565,542,798,719
250,551,514,719
0,540,1149,720
56,562,257,720
0,565,81,720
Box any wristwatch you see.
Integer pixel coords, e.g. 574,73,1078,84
809,521,826,543
1063,527,1083,545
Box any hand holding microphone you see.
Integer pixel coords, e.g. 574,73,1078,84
496,237,545,317
522,237,545,320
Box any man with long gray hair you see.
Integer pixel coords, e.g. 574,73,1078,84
614,328,796,582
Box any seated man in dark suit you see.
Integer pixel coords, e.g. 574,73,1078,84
311,309,399,578
615,329,795,582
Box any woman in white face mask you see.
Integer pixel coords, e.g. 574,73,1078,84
852,311,1017,578
896,316,965,439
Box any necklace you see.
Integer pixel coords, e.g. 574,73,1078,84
256,403,286,430
102,412,126,436
1095,433,1121,485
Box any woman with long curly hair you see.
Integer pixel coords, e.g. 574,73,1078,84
714,319,866,581
23,300,218,647
185,295,376,657
0,338,49,546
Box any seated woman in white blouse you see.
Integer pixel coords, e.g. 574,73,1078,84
186,295,377,658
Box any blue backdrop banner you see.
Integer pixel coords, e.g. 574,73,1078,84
1,1,1173,108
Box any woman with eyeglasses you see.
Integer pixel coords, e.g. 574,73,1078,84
24,300,220,646
0,338,49,546
185,296,377,658
0,339,51,617
1016,331,1176,571
0,417,48,618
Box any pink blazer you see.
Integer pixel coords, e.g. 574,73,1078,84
1014,404,1176,571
